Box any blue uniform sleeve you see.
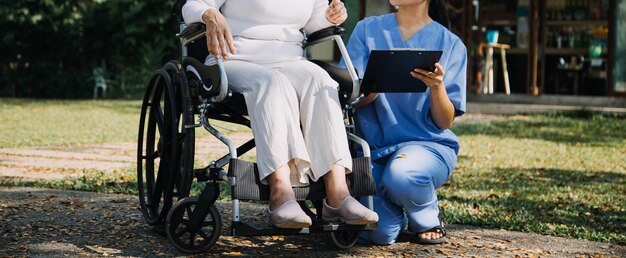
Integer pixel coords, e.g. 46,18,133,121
444,39,467,117
339,21,368,79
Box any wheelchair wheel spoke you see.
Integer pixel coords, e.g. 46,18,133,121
179,218,190,227
175,227,189,238
144,151,160,160
152,105,166,136
198,229,210,240
188,231,196,244
152,159,167,206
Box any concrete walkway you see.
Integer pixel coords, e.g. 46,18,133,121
467,93,626,115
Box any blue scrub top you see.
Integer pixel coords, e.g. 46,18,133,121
341,13,467,160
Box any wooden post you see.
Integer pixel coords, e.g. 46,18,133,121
529,0,540,96
465,0,480,92
608,0,615,96
359,0,366,19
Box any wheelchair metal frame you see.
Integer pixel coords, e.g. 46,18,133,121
136,4,377,253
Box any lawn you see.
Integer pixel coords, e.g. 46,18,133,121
1,99,624,244
0,99,141,148
443,111,625,244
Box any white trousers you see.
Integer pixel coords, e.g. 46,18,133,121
222,59,352,186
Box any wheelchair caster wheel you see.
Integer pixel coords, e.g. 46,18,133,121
329,230,360,249
166,197,222,254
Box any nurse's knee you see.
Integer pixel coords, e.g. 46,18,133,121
381,172,435,205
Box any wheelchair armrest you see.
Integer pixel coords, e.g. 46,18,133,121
178,22,206,45
183,56,230,103
304,26,345,48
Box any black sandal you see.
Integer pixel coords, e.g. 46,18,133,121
415,222,446,245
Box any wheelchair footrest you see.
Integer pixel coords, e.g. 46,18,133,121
228,157,375,201
231,221,376,237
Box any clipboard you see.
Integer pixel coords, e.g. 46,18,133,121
361,50,443,93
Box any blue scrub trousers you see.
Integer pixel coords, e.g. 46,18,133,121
360,142,457,245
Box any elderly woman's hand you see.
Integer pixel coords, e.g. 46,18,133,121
202,8,236,59
326,0,347,25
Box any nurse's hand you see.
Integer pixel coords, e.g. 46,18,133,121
352,93,379,108
202,8,236,59
413,62,456,130
326,0,347,25
411,63,445,89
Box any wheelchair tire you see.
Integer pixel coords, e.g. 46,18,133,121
166,197,222,254
137,66,181,226
329,230,360,250
168,61,196,200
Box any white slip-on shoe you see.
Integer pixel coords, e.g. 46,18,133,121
267,200,312,229
322,197,379,225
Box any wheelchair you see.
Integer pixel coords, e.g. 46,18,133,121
136,1,376,254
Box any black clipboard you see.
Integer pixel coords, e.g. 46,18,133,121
361,50,443,93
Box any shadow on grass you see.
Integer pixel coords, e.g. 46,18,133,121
454,111,626,146
441,166,626,243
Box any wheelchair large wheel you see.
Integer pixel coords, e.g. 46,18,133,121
329,230,360,249
137,63,185,226
172,61,196,200
165,197,222,254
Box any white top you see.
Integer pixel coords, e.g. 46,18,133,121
183,0,334,64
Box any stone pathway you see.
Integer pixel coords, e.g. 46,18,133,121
0,133,253,180
1,187,624,257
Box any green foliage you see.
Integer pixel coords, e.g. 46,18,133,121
0,0,180,99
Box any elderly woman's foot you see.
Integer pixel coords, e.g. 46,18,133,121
322,197,378,225
268,200,312,228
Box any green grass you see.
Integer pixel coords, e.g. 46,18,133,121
441,111,626,244
0,98,250,148
0,99,141,148
1,100,624,244
0,168,138,195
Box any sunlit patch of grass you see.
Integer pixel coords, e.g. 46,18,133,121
0,99,141,148
0,168,138,195
441,111,626,244
0,98,251,148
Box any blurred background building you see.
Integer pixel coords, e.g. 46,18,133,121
314,0,624,98
2,0,623,99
